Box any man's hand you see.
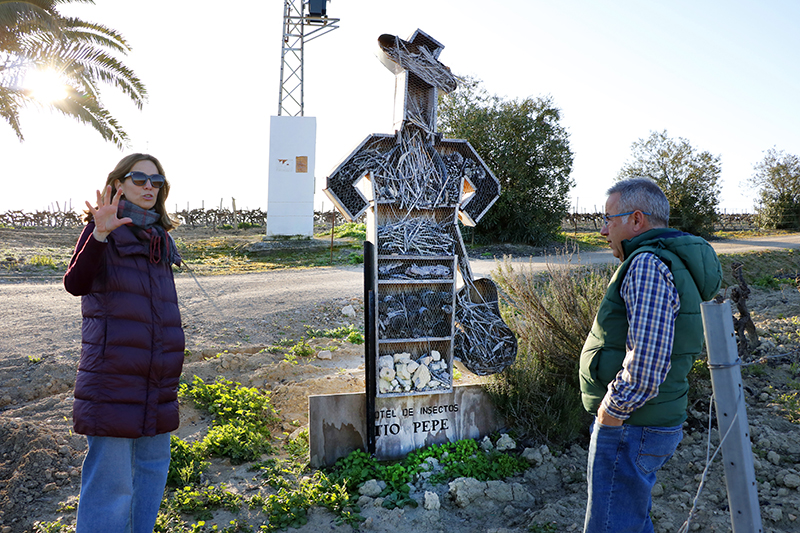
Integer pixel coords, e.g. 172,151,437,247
597,406,624,427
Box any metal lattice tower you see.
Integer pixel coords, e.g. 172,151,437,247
278,0,339,117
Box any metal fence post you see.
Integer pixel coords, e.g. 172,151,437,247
700,300,763,533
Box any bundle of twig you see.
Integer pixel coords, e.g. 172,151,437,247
378,35,457,93
373,128,459,209
377,217,455,256
454,287,517,376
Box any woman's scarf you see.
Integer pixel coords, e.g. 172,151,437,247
117,199,181,266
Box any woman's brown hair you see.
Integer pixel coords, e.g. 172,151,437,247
85,153,181,231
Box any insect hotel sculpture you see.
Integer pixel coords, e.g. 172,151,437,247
324,30,516,409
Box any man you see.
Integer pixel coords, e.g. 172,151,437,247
579,178,722,533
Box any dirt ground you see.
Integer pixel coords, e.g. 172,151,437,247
2,226,800,533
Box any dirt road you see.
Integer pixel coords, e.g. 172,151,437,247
468,232,800,277
4,233,800,361
0,266,365,362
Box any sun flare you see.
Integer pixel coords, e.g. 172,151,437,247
23,68,68,104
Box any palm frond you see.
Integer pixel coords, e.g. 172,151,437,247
50,86,129,148
0,0,146,147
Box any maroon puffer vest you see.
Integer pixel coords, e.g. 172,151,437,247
73,225,185,438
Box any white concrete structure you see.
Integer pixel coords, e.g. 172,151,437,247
266,115,316,238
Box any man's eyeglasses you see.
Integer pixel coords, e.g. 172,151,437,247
123,171,165,189
602,210,651,224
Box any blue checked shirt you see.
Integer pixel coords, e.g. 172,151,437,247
600,252,681,420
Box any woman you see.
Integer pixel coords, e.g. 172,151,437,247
64,153,184,532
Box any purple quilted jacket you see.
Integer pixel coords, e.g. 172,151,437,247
64,223,185,438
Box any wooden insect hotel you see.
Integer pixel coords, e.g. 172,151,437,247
324,30,516,412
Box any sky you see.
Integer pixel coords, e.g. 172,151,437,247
2,0,799,216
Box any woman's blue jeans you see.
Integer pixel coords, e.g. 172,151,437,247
76,433,171,533
583,421,683,533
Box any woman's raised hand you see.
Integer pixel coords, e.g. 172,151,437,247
87,186,133,242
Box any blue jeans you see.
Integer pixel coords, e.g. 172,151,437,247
76,433,171,533
583,421,683,533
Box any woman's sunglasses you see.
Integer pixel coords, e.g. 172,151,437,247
123,171,165,189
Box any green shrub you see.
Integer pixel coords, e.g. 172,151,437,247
488,257,615,446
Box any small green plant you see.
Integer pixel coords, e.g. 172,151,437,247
776,387,800,424
170,484,242,520
744,364,767,377
345,330,365,344
289,338,314,358
305,324,364,344
31,520,72,533
168,435,209,487
247,463,359,531
285,429,310,465
56,499,78,513
28,355,42,364
237,221,261,230
179,376,280,464
752,274,783,290
347,252,364,265
28,254,58,268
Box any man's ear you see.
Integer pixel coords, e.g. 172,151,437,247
632,210,650,232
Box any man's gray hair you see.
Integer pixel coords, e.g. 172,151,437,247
607,178,670,227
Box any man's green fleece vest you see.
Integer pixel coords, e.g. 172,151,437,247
579,228,722,427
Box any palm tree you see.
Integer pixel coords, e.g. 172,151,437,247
0,0,146,148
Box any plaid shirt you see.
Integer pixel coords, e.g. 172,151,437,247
600,252,681,420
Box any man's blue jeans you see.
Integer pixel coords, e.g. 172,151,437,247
583,421,683,533
76,433,171,533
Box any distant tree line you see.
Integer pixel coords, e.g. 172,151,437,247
438,80,800,240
